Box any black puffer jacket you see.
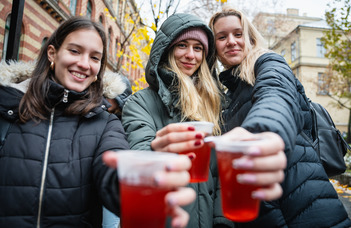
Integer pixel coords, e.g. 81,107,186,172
220,52,351,228
0,61,129,227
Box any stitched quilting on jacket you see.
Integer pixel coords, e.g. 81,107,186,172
122,14,234,228
0,61,130,227
220,52,351,228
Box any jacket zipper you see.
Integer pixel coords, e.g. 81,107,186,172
63,89,69,103
36,108,55,228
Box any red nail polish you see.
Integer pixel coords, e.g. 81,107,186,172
195,133,203,139
188,153,195,160
194,140,201,146
188,126,195,131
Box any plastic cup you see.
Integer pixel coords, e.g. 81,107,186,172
179,121,214,183
212,139,261,222
116,150,178,228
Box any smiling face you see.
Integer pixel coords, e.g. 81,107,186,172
173,39,204,76
214,15,246,67
47,28,103,92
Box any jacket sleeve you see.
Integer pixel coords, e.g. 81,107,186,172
121,90,161,150
241,52,305,153
93,113,130,216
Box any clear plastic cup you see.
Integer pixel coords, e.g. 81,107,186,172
179,121,214,183
212,139,261,222
116,150,178,228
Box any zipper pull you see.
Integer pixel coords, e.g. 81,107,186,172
63,89,69,103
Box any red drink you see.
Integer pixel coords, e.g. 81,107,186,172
216,150,260,222
180,142,211,182
120,181,170,228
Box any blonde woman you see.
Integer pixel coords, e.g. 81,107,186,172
122,13,287,228
209,7,351,227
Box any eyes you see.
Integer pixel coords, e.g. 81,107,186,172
68,48,102,62
216,32,243,41
176,42,203,52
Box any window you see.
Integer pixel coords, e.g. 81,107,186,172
267,20,276,34
42,37,48,47
317,72,329,95
2,15,11,60
2,14,21,61
281,49,286,57
86,1,92,19
316,38,326,57
108,28,112,57
70,0,77,16
291,41,296,62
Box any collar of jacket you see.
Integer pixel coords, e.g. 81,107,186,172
46,79,87,108
219,66,242,92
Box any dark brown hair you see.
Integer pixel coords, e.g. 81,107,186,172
19,17,107,122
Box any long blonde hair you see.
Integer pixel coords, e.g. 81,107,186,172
167,48,223,135
209,7,271,86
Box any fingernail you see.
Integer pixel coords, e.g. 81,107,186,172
154,173,164,186
188,153,196,160
172,220,182,228
233,158,254,169
237,174,257,184
252,190,265,200
245,147,261,156
195,133,203,139
188,126,195,131
167,195,177,207
194,140,201,146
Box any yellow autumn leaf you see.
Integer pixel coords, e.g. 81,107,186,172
151,23,157,32
336,189,344,194
140,77,147,84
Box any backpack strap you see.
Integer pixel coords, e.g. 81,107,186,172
0,115,11,150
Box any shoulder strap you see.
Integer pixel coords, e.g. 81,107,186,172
0,115,11,149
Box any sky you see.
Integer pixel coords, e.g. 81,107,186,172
282,0,330,18
136,0,334,34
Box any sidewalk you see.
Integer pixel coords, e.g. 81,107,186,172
330,174,351,218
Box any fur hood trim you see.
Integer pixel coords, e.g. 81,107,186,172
0,60,127,97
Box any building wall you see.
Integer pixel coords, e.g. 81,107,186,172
0,0,144,82
269,24,349,132
253,9,323,49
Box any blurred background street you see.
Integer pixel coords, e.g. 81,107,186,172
331,175,351,218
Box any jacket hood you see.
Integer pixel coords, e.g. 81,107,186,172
145,13,216,92
0,60,127,98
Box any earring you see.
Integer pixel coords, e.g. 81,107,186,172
94,76,98,82
50,62,55,71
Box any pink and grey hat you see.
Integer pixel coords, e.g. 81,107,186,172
169,27,209,56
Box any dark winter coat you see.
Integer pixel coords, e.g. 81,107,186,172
122,14,234,228
220,52,351,228
0,61,129,227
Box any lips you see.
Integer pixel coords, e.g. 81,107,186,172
182,62,195,69
226,49,241,55
71,71,87,79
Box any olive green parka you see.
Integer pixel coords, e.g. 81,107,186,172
122,13,234,228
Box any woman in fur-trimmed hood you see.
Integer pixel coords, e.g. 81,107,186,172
0,17,130,228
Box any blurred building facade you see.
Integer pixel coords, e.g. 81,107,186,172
0,0,145,83
253,8,349,133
